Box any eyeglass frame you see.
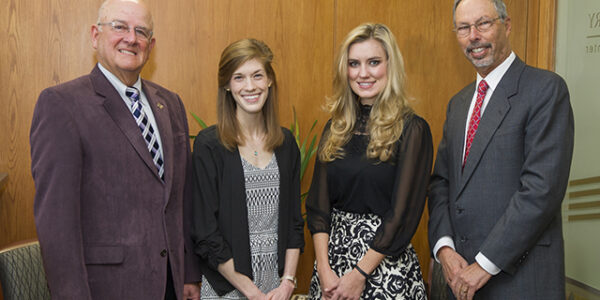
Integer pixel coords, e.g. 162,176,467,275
97,20,153,41
453,17,503,37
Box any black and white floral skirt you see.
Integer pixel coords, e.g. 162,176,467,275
309,208,427,299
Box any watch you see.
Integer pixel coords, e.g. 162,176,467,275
280,275,297,288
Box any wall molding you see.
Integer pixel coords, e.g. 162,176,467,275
569,200,600,210
570,176,600,186
566,277,600,297
566,176,600,221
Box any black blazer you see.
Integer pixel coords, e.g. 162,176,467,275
190,126,304,295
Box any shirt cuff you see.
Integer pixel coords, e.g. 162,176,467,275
433,236,455,263
475,252,501,275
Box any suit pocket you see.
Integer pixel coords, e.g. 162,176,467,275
535,230,552,246
84,245,125,265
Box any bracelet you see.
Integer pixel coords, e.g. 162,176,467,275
280,275,297,288
354,265,370,279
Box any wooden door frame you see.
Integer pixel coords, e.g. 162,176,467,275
526,0,557,70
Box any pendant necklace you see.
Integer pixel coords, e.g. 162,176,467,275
254,150,258,157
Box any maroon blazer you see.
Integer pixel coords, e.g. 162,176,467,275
30,66,201,299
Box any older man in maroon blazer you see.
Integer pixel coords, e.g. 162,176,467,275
30,0,201,299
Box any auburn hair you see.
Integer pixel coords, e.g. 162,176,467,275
216,38,283,151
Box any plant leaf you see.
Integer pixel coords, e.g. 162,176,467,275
190,112,208,129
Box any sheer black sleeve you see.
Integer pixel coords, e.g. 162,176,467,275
305,122,332,235
370,116,433,255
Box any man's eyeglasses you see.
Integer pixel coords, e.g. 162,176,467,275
97,20,153,41
454,17,502,37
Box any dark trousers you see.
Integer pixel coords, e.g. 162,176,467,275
165,260,177,300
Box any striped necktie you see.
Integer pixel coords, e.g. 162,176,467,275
126,86,165,181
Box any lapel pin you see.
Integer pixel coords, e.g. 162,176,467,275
157,103,164,109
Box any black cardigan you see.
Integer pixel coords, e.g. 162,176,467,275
190,126,304,295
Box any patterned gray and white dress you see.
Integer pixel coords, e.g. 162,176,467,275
201,154,280,299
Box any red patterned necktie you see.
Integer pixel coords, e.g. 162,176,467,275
463,80,489,168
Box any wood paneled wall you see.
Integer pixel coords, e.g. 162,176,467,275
0,0,556,295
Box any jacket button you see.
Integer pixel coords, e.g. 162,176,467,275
456,208,464,214
460,236,467,242
160,249,167,257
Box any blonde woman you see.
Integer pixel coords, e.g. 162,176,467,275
191,39,304,300
306,23,432,300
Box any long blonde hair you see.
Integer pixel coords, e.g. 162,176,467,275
216,38,283,151
319,23,413,162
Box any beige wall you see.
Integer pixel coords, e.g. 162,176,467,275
0,0,556,294
556,0,600,293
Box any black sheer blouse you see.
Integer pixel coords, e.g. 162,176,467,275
306,105,433,256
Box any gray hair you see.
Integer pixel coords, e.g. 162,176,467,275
453,0,508,25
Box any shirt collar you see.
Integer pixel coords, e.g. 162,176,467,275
97,63,143,98
476,51,516,92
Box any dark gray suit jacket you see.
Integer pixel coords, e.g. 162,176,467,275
428,57,574,299
30,66,201,299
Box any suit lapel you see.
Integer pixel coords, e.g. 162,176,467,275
90,67,164,184
457,57,525,196
142,81,174,200
452,85,474,187
458,87,511,189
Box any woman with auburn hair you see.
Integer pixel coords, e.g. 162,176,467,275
190,38,304,300
306,23,432,299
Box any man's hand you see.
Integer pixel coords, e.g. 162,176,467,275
455,262,492,300
183,283,201,300
437,247,468,297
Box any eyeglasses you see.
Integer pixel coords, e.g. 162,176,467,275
97,20,153,41
454,17,502,37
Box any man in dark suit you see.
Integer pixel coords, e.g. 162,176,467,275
428,0,574,299
30,0,201,298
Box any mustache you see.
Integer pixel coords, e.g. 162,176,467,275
466,43,492,53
